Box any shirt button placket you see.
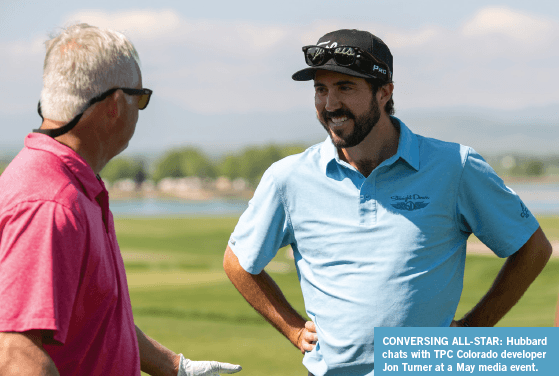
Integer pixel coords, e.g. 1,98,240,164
359,194,365,225
359,178,377,226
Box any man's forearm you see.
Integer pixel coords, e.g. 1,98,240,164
136,325,180,376
459,227,552,327
223,246,307,349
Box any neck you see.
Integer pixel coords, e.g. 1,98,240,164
338,114,400,177
41,118,113,175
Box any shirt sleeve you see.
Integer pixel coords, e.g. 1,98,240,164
456,148,540,258
0,201,86,344
229,165,294,274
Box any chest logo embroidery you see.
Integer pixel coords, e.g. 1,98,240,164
391,194,430,211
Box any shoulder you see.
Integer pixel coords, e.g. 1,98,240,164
414,133,504,198
0,148,84,216
1,199,87,239
265,142,323,184
416,134,470,159
415,134,473,169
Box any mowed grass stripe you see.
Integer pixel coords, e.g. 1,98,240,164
126,271,228,289
133,306,266,325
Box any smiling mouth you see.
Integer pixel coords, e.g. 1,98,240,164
329,116,351,127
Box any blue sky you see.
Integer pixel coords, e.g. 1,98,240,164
1,1,558,156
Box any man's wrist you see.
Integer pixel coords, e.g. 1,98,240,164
292,326,305,349
173,353,181,376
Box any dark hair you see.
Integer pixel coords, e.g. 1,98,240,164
365,78,395,116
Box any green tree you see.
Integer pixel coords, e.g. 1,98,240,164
152,147,216,182
100,157,147,183
217,144,307,187
525,160,545,176
279,145,306,158
239,145,283,186
217,155,242,180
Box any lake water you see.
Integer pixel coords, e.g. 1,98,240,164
109,197,249,217
109,183,559,217
507,183,559,215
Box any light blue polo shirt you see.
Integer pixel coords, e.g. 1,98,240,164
228,117,539,376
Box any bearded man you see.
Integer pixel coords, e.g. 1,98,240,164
223,29,552,376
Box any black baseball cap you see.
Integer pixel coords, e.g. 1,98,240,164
292,29,393,82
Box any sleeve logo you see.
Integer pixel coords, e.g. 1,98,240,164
520,202,530,218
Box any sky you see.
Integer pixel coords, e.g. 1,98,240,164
1,0,558,158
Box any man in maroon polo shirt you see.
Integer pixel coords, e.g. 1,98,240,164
0,23,242,376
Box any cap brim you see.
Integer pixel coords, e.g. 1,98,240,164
292,63,381,81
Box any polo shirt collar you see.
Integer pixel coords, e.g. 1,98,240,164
319,134,339,172
393,116,420,171
319,116,420,174
24,133,105,201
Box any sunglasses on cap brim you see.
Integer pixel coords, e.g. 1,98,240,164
302,45,392,82
34,87,153,138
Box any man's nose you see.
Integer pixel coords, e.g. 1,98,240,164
325,91,341,112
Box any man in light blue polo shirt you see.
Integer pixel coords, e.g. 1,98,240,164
223,29,553,376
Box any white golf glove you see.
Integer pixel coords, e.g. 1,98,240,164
177,354,242,376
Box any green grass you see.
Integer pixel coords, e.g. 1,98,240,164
116,216,559,375
537,216,559,240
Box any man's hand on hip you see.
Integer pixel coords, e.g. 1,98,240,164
298,321,318,354
177,354,242,376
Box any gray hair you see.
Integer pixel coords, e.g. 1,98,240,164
40,23,141,122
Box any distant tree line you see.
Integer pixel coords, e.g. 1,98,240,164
2,148,558,183
487,154,559,178
99,144,308,188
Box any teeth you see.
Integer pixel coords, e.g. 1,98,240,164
330,116,348,124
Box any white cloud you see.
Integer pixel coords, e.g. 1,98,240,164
65,10,291,56
461,7,554,43
65,9,182,40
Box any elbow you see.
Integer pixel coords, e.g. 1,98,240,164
223,248,230,273
530,236,553,271
223,245,236,277
543,240,553,263
537,229,553,264
530,238,552,268
223,245,254,283
520,227,553,267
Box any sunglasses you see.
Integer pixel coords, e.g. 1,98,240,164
112,87,152,110
35,87,153,138
302,45,391,81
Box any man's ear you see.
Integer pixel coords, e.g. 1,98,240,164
378,83,394,106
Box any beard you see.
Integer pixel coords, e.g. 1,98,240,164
317,96,381,148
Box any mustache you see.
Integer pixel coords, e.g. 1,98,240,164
321,108,355,120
